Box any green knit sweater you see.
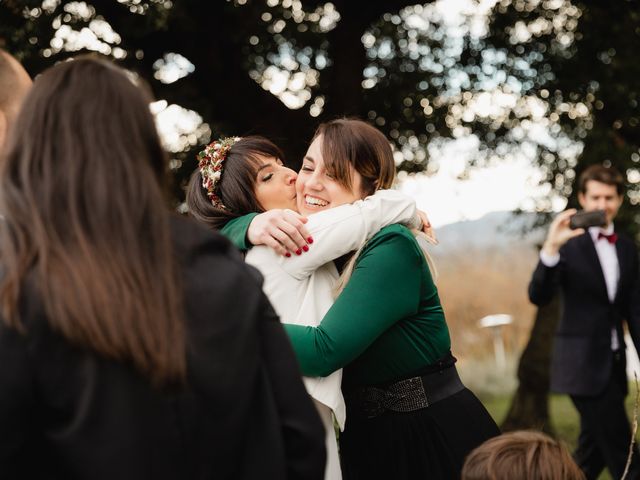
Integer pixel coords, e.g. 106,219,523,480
221,218,452,387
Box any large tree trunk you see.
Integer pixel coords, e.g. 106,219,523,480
501,294,561,434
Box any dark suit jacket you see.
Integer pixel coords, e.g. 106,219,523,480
0,215,325,480
529,230,640,396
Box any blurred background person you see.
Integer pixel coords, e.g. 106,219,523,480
0,49,32,149
0,56,325,480
528,164,640,480
461,430,585,480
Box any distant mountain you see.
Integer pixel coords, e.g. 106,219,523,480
430,211,547,256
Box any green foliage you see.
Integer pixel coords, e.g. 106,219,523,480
0,1,435,202
1,0,639,227
475,0,640,238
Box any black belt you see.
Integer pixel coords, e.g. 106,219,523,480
346,365,465,419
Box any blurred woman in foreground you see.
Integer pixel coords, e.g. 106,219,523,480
0,57,325,480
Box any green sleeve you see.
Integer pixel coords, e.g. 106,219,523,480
219,213,258,251
283,232,422,377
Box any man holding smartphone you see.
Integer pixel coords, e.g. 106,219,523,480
529,164,640,480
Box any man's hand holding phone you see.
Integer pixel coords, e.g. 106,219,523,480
542,209,586,257
568,210,607,230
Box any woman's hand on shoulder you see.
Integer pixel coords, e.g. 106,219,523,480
417,209,438,245
247,209,312,257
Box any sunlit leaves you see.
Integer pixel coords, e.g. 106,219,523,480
153,53,194,84
239,1,340,110
151,100,211,155
470,0,640,237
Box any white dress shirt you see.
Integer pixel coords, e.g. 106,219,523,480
539,223,620,349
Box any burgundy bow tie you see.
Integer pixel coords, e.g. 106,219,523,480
598,232,618,244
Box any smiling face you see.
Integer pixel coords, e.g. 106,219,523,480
295,135,364,215
253,155,298,211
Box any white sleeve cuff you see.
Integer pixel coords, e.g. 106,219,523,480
539,250,560,267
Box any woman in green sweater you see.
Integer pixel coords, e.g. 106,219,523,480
216,119,499,479
279,119,500,479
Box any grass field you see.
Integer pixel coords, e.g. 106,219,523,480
433,243,638,480
478,391,640,480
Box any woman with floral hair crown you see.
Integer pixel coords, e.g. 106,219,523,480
194,118,501,479
187,132,429,480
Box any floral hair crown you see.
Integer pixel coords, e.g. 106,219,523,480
197,136,241,209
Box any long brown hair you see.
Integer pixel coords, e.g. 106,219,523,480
0,57,185,386
187,136,285,229
314,119,437,294
313,118,396,196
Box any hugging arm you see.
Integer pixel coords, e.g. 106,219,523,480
219,213,259,251
280,190,420,279
221,190,424,280
221,190,424,275
220,211,310,256
283,233,421,377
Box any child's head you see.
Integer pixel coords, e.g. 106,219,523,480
461,431,585,480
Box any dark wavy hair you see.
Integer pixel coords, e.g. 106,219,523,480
187,136,285,230
0,56,186,386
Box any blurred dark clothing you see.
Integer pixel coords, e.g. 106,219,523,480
0,215,325,480
529,231,640,395
571,352,638,480
529,229,640,479
340,386,500,480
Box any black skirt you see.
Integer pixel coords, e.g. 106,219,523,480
339,387,500,480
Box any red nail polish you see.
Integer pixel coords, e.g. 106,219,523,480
296,249,302,255
302,245,309,252
285,252,291,258
307,237,314,244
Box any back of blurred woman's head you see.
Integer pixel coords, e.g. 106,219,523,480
0,56,185,386
461,431,585,480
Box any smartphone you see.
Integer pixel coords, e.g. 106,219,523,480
569,210,607,230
